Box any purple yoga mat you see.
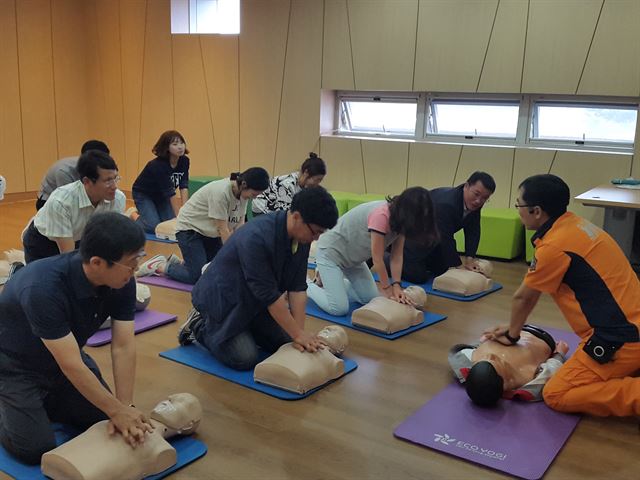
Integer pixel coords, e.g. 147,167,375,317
86,309,177,346
137,276,194,292
394,328,582,480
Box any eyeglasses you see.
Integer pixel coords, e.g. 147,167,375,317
99,175,122,188
514,203,536,209
111,252,146,274
305,223,324,238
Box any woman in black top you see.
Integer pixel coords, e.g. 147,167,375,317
130,130,191,233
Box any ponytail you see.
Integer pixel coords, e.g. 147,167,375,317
300,152,326,177
231,167,269,191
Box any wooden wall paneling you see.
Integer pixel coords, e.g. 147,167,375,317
119,0,147,187
88,0,127,184
476,0,528,93
238,0,290,171
200,36,240,176
521,0,602,94
550,151,632,226
319,137,365,193
16,0,58,191
511,148,555,205
577,0,640,96
172,35,218,177
0,0,25,193
274,0,324,177
361,140,409,195
407,143,461,189
348,0,418,91
453,146,514,207
321,0,355,90
138,0,174,174
51,0,91,158
414,0,498,92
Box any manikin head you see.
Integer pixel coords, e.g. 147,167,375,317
0,175,6,201
150,393,203,435
317,325,348,356
465,360,504,407
403,285,427,309
135,282,151,311
463,171,495,212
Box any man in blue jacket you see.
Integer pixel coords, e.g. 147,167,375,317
399,171,495,283
179,187,339,370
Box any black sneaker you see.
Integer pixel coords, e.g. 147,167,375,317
178,308,202,346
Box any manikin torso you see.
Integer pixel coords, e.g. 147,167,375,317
352,296,423,333
41,393,202,480
471,332,552,390
253,326,348,394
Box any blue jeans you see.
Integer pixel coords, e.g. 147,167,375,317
306,248,379,316
165,230,222,284
193,309,291,370
133,190,175,234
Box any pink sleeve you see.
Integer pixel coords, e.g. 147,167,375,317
367,204,390,234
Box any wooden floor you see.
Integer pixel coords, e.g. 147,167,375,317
0,199,638,480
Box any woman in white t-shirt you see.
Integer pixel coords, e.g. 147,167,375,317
307,187,438,316
136,168,269,284
251,152,326,215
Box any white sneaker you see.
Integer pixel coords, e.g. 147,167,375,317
167,254,182,266
135,255,166,277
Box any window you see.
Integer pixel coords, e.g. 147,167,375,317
171,0,240,34
427,98,519,139
330,91,639,153
338,94,419,137
530,101,637,147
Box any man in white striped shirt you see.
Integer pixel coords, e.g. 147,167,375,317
23,150,126,263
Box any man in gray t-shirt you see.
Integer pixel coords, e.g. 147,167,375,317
36,140,110,210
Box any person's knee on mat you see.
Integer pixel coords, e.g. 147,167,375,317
218,350,259,371
542,378,571,412
1,432,55,465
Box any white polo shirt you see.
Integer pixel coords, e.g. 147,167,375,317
33,180,126,241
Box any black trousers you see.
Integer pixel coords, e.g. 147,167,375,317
22,221,79,264
383,240,449,284
0,350,109,464
35,197,46,210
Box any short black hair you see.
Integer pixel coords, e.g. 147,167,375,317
80,212,145,263
466,171,496,193
80,140,110,155
388,187,439,245
291,186,338,230
300,152,326,177
230,167,270,191
465,361,504,407
519,174,570,218
77,150,118,182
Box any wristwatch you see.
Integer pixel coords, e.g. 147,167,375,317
504,331,520,344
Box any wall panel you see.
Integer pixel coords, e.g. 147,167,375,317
361,140,409,195
577,0,640,96
0,0,25,193
348,0,418,91
322,0,355,90
551,151,631,226
238,0,290,171
319,136,365,193
511,149,555,205
51,0,92,158
274,0,324,177
407,143,461,190
414,0,497,92
477,0,528,93
119,0,147,189
453,146,514,208
138,0,174,173
522,0,601,94
16,0,58,191
172,35,218,177
200,36,240,175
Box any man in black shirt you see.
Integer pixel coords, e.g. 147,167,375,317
0,213,153,464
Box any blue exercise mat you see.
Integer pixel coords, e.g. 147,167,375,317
145,232,178,244
0,425,207,480
305,299,447,340
370,272,502,302
159,344,358,400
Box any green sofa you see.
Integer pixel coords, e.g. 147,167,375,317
188,175,223,196
454,207,524,260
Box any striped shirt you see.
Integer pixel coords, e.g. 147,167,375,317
33,180,126,241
